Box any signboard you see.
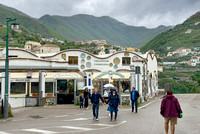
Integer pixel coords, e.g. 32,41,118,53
94,59,109,66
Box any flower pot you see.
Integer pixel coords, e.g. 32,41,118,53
32,93,38,97
46,93,54,98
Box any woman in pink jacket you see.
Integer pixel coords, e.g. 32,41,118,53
160,90,183,134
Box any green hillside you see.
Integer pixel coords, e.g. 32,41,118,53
141,11,200,56
38,14,171,47
0,4,65,39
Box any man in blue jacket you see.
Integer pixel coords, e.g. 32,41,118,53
91,88,105,121
130,87,139,113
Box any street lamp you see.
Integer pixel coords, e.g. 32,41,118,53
4,18,18,119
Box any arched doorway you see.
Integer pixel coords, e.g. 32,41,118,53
54,73,77,104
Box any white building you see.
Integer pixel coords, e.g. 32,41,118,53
0,48,158,107
174,48,191,56
188,56,200,66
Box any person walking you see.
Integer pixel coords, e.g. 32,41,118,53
160,90,183,134
107,89,113,116
84,88,90,109
130,87,139,113
107,89,120,121
79,93,84,109
91,88,105,121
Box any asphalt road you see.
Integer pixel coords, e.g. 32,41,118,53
0,94,200,134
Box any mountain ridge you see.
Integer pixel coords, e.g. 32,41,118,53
38,14,171,47
140,11,200,56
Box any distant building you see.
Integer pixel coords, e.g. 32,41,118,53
167,52,174,57
33,44,60,54
174,48,191,56
25,41,41,50
188,56,200,66
127,47,135,51
109,49,117,54
163,62,176,66
194,47,200,51
157,66,163,72
75,40,107,45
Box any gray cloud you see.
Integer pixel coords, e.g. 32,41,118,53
1,0,200,28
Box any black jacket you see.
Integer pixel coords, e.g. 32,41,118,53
107,93,120,107
130,90,139,100
84,91,90,99
91,93,104,104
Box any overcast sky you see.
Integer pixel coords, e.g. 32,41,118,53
1,0,200,28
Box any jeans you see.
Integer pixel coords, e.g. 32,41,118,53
132,100,137,113
111,107,118,120
93,103,99,119
80,102,83,108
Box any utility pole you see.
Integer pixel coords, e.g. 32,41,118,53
4,18,17,119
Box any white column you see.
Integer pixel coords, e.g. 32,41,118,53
39,71,45,98
130,71,136,89
8,72,11,103
1,72,5,101
74,79,76,104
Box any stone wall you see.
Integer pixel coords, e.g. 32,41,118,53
43,97,56,106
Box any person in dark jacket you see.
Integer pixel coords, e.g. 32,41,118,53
91,88,105,121
130,87,139,113
107,89,120,121
160,90,183,134
79,93,84,109
84,88,90,109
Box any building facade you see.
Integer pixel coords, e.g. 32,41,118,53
0,48,158,107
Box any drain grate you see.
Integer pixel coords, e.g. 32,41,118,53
29,115,44,119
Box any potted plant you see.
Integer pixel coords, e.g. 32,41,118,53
32,89,38,97
46,92,54,98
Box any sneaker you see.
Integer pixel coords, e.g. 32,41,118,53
86,107,88,109
96,118,99,121
93,117,95,120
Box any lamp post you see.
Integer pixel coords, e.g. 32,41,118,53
4,18,18,119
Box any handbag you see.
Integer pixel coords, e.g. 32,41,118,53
109,101,114,107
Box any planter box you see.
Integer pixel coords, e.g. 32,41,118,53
46,94,54,98
32,94,38,97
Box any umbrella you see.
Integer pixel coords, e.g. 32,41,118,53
82,86,94,90
103,84,115,90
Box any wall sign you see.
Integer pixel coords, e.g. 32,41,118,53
80,53,86,58
113,57,120,65
94,59,109,66
86,62,91,68
61,53,66,60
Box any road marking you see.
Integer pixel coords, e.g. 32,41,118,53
22,128,58,134
64,116,107,121
12,119,27,122
75,113,85,116
120,100,157,112
0,131,10,134
64,117,90,121
58,126,94,131
54,115,69,118
91,124,114,127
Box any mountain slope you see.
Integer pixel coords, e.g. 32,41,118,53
0,4,64,39
38,14,171,47
141,11,200,56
